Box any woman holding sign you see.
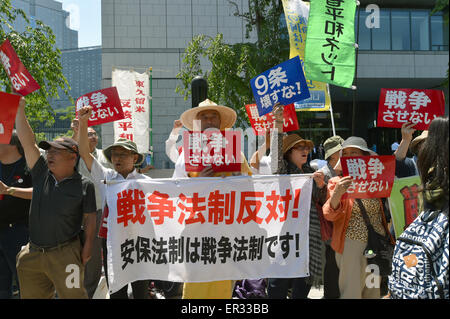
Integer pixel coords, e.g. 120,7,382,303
268,104,327,299
322,137,394,299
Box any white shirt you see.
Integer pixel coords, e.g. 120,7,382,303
165,132,181,164
251,155,272,175
172,150,188,178
84,157,151,210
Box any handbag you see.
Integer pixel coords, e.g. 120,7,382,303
354,199,394,276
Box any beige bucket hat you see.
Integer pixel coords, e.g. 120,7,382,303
180,99,237,130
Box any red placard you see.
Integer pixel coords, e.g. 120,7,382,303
341,155,396,199
0,92,21,144
183,130,241,173
377,88,445,130
75,87,124,126
0,39,40,96
246,103,299,136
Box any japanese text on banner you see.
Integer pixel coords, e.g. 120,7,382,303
377,88,445,130
104,175,313,293
341,155,396,199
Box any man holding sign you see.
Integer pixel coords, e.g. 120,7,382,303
323,137,394,299
173,99,252,299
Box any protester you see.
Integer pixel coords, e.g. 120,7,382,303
394,122,428,178
0,131,32,299
71,120,110,298
173,98,252,299
389,116,449,299
317,135,344,299
165,119,183,164
77,105,151,299
322,136,394,299
416,117,448,211
14,97,97,299
267,104,326,299
249,131,271,175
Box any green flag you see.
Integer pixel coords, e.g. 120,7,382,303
388,176,423,238
304,0,357,88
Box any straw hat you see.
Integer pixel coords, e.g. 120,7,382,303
180,99,237,130
282,134,314,155
342,136,377,155
410,130,428,154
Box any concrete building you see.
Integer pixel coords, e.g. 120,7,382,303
100,0,449,169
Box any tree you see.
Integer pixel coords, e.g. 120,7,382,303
431,0,449,88
0,0,72,130
176,0,289,128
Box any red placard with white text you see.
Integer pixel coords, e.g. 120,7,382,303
183,130,241,173
246,103,299,136
0,39,40,96
341,155,396,199
0,92,21,144
75,87,124,126
377,88,445,130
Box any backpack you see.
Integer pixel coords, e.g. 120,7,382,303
388,208,449,299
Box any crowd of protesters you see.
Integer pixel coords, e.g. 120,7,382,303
0,96,448,299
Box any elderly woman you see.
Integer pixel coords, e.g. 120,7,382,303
322,136,394,299
268,104,326,299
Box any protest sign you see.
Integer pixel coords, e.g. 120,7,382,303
282,0,332,111
304,0,357,88
388,176,422,238
75,87,124,126
112,69,150,153
0,92,21,144
183,130,242,172
250,56,310,116
245,103,299,136
104,175,313,293
0,39,40,96
341,155,396,199
377,88,445,130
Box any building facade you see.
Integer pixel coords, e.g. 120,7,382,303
100,0,449,168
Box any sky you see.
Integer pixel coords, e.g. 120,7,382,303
55,0,102,48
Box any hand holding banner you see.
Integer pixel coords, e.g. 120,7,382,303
0,39,40,96
0,92,21,144
341,155,396,199
75,87,124,126
250,56,310,116
245,103,299,135
377,88,445,130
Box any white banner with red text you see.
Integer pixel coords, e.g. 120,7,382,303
112,69,150,153
104,175,313,294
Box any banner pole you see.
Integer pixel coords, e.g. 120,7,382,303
351,1,361,135
149,67,153,166
329,102,336,136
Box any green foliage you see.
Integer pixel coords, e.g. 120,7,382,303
0,0,72,129
176,0,289,128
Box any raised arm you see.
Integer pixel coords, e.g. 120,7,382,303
270,103,285,174
14,97,41,169
394,122,416,160
77,106,95,171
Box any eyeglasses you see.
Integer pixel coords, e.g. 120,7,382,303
88,132,97,137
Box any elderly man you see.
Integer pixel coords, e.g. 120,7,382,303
77,106,151,299
15,97,97,299
173,99,252,299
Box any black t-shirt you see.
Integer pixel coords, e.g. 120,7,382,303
0,157,32,228
29,156,96,247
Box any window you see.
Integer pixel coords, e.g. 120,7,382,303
411,10,430,50
391,10,411,50
372,9,391,50
431,13,449,51
357,9,371,50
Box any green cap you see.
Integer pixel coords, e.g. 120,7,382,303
323,135,344,160
103,138,144,166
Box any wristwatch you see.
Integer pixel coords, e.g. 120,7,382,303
6,187,15,196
